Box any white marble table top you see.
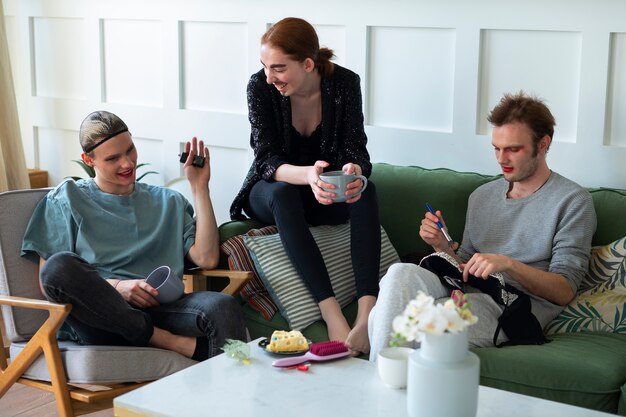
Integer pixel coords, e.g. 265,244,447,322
114,338,615,417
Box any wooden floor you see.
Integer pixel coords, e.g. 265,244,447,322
0,384,114,417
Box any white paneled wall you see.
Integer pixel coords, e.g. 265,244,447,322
31,17,86,99
103,19,164,107
4,0,626,225
477,30,582,141
607,33,626,148
180,21,248,113
369,26,456,133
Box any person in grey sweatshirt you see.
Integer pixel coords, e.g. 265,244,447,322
368,91,597,359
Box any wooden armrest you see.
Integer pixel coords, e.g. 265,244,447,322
182,269,253,296
0,295,70,313
0,296,70,366
0,295,71,398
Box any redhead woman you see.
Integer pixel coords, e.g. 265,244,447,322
231,17,381,355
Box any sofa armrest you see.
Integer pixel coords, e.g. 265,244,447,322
218,219,265,243
183,269,253,297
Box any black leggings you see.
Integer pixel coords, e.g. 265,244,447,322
244,180,381,302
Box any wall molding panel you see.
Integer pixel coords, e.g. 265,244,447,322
180,20,248,114
102,19,164,107
368,26,456,132
606,32,626,148
31,17,86,99
4,0,626,224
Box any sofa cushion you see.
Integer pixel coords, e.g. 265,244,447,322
218,219,265,246
243,224,400,330
221,226,279,320
474,331,626,414
588,188,626,246
545,236,626,335
369,163,498,260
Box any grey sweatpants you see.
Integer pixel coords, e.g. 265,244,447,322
368,263,508,362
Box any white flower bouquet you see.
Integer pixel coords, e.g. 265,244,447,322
390,290,478,347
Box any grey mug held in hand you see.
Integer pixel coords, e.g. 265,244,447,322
145,265,184,304
319,170,368,203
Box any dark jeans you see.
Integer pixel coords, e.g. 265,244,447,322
40,252,246,358
244,180,381,301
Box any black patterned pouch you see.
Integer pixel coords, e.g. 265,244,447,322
419,252,549,347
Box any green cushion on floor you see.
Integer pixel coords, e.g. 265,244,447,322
473,332,626,414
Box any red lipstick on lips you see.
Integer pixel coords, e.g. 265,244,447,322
118,169,134,179
501,166,513,173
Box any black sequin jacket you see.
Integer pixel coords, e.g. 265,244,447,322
229,64,372,220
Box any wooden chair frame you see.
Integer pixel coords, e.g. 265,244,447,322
0,269,251,416
183,269,252,295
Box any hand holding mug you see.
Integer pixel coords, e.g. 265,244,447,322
115,279,160,309
342,163,366,203
309,161,333,204
318,167,368,204
144,266,184,305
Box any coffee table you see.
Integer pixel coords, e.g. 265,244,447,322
114,338,615,417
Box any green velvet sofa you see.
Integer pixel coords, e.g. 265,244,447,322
218,162,626,415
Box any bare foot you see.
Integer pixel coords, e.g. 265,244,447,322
319,297,351,345
149,327,196,358
345,295,376,355
346,321,370,355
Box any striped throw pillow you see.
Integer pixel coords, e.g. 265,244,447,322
221,226,279,320
243,224,400,330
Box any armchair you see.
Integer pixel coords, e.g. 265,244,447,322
0,188,251,417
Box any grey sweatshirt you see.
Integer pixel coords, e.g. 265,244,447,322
457,171,597,325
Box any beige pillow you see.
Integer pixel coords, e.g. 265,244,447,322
545,236,626,335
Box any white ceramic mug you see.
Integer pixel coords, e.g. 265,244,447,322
145,265,184,304
319,170,368,203
377,347,414,389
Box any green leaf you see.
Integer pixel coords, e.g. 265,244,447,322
613,305,626,333
389,333,407,348
546,301,608,334
586,237,626,293
71,160,95,178
136,170,159,182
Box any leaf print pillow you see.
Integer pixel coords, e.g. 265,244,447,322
545,236,626,335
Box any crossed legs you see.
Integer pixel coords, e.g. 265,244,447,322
40,252,246,360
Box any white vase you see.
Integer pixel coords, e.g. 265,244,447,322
407,330,480,417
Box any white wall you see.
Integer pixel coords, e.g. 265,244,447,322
4,0,626,225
